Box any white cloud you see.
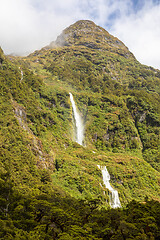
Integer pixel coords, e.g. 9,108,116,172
111,1,160,69
0,0,40,54
0,0,80,54
0,0,159,69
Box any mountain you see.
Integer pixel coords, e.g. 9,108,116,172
50,20,130,52
0,20,160,239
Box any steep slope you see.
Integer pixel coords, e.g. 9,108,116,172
32,20,160,93
50,20,131,56
23,20,160,170
1,20,160,238
5,20,160,200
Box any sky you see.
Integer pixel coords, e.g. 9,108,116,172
0,0,160,69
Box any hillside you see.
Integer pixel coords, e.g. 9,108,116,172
22,20,160,171
0,20,160,239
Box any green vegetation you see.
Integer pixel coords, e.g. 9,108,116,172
0,189,160,240
0,20,160,238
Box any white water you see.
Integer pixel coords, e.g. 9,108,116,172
19,67,23,82
97,165,121,208
20,70,23,82
69,93,84,146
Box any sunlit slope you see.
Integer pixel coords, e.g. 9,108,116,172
22,19,160,173
3,20,160,205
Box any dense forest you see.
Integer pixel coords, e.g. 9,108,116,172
0,20,160,239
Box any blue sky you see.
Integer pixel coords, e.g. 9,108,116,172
0,0,160,69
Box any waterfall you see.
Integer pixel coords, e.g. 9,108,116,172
19,67,23,82
97,165,121,208
20,70,23,82
69,93,84,146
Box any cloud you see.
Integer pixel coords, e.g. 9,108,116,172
0,0,159,69
0,0,80,55
0,0,40,54
111,0,160,69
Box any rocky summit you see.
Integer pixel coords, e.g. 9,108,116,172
48,20,133,63
0,20,160,239
51,20,128,51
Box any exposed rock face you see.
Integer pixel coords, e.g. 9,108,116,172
139,112,146,123
13,102,54,170
14,104,28,131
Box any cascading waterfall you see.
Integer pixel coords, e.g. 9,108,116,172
19,67,23,82
20,70,23,82
69,93,121,207
69,93,84,146
97,165,121,208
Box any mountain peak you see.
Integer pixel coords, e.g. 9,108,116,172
70,19,96,28
49,20,132,59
